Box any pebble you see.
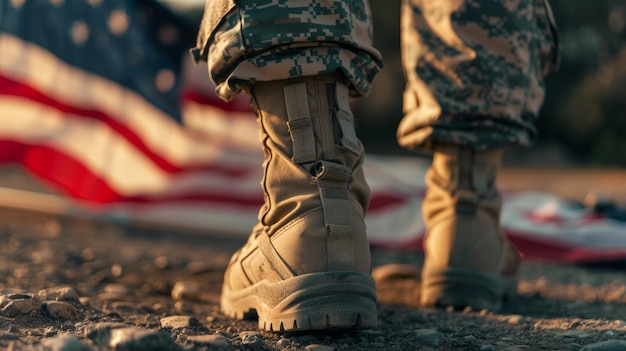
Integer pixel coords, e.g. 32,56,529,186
185,334,231,348
99,284,130,301
44,326,57,338
38,287,80,303
40,335,92,351
159,315,201,329
409,329,446,347
1,295,41,317
43,301,80,321
371,264,419,282
581,340,626,351
154,256,169,270
171,281,203,301
0,332,19,340
109,327,176,351
604,330,615,338
240,331,266,351
84,322,128,346
110,264,123,277
103,284,130,295
507,315,524,325
276,338,291,347
480,345,497,351
304,344,335,351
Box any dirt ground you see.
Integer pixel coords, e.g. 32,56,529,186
2,202,626,351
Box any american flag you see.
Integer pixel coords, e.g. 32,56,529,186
1,0,625,263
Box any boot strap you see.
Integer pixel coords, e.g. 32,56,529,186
315,161,355,271
284,82,317,164
333,83,360,156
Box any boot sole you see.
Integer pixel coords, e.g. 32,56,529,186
221,271,378,332
420,267,517,311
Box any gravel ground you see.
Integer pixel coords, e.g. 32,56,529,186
2,206,626,351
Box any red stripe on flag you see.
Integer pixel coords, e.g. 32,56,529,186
0,139,264,206
181,89,253,115
0,74,252,178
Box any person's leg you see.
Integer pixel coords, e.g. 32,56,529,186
397,0,559,309
192,0,383,332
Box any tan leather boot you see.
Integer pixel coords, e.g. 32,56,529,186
220,75,377,332
420,144,519,310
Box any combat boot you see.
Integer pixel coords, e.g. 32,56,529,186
220,75,377,332
420,144,519,310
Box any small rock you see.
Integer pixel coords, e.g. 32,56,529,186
40,335,92,351
581,340,626,351
110,264,123,277
154,256,169,270
38,287,80,303
109,327,175,351
0,332,19,340
507,315,523,325
1,296,41,317
103,284,130,295
44,326,57,338
240,331,266,351
43,301,80,321
604,330,615,338
276,338,291,347
160,315,201,329
409,329,446,347
371,264,419,282
185,334,231,348
171,281,203,301
463,335,477,342
84,322,127,346
304,344,335,351
480,345,497,351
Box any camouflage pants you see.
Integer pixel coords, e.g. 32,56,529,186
192,0,559,150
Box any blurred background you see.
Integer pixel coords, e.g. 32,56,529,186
170,0,626,167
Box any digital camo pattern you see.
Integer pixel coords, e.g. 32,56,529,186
193,0,559,150
192,0,383,101
397,0,560,150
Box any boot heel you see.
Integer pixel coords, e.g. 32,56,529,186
420,268,517,311
221,272,378,332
